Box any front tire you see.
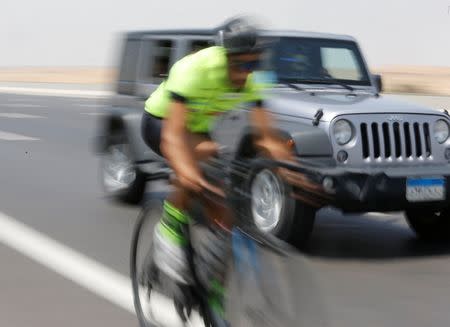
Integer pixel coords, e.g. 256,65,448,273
100,132,146,204
249,168,316,246
130,201,162,327
405,208,450,241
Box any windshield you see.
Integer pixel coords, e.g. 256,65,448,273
265,37,371,86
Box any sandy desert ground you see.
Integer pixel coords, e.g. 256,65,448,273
0,67,116,85
0,66,449,96
375,66,450,96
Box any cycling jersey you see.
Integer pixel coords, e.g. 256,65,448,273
145,46,263,133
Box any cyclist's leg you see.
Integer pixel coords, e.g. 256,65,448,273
142,113,232,313
161,132,234,322
183,134,236,321
142,109,219,254
142,113,227,317
193,222,231,321
142,112,219,259
164,131,218,211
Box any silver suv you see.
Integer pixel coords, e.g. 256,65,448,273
96,28,450,245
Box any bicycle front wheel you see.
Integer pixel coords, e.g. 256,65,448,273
225,232,328,327
130,200,208,327
130,200,177,327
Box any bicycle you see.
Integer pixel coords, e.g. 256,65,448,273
130,158,327,327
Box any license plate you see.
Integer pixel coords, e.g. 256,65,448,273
406,177,446,202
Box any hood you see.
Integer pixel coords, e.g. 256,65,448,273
265,89,444,122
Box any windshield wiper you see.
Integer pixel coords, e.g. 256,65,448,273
285,79,355,92
279,82,306,92
324,79,354,92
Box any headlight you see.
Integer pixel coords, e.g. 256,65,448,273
333,119,353,145
434,119,449,144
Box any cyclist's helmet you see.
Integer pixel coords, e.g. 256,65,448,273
216,17,262,54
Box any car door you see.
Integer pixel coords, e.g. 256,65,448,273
116,36,141,96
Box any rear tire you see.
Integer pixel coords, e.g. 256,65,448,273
405,208,450,241
100,132,146,204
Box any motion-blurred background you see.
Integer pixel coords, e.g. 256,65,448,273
1,1,450,327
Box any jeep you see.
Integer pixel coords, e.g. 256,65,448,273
96,28,450,244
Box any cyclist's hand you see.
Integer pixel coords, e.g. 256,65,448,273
177,166,225,197
258,137,294,163
198,178,225,198
279,168,333,208
177,171,202,193
175,163,203,192
257,137,332,208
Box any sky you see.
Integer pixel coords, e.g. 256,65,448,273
1,0,449,68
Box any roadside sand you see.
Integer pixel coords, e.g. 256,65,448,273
0,67,116,85
374,66,450,96
0,66,449,96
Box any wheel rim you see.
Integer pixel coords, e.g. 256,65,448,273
251,169,283,233
131,205,160,327
102,143,136,193
135,252,156,327
132,203,195,327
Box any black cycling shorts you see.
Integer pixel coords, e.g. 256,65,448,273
141,110,212,157
141,111,163,156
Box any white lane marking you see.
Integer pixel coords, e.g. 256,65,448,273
0,131,39,141
0,103,44,108
0,211,134,313
0,113,44,119
0,87,111,99
0,212,204,326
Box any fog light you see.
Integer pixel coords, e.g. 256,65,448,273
322,176,335,193
445,148,450,160
337,150,348,163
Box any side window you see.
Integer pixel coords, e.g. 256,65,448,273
119,39,140,82
150,40,174,80
320,47,363,81
190,40,213,53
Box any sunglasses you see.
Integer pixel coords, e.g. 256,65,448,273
230,59,260,72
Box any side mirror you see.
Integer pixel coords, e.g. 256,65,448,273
372,74,383,93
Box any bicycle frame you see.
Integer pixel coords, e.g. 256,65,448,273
131,158,296,327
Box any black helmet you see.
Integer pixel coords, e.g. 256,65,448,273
216,17,262,54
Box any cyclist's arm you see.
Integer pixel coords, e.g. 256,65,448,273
161,95,224,197
250,104,294,161
245,71,293,161
249,101,273,140
160,97,204,193
158,54,207,191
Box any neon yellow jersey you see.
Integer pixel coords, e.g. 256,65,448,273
145,46,263,133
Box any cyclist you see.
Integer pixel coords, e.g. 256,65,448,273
141,17,292,323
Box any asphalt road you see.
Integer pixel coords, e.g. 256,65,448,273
1,92,450,327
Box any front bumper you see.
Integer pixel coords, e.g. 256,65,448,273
274,160,450,212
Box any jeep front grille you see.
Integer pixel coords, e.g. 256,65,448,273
360,121,432,160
